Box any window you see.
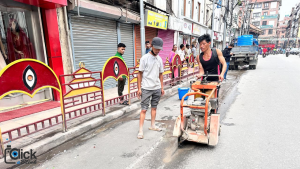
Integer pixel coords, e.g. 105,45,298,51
268,29,273,34
0,11,39,64
180,0,185,16
264,3,269,8
255,3,262,8
253,13,260,18
190,0,193,19
195,3,200,22
282,31,285,33
166,0,172,14
262,30,265,35
271,2,277,8
253,22,260,26
282,35,284,38
263,12,268,16
262,21,267,25
206,10,209,26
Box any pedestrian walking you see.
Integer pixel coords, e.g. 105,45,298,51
115,43,129,105
137,37,165,139
222,43,234,81
185,44,190,63
145,41,151,54
192,45,196,57
169,44,177,86
178,44,185,62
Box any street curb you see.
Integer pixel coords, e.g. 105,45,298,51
0,79,195,164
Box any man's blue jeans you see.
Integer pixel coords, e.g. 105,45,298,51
224,62,230,80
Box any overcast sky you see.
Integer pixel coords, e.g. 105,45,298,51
280,0,298,20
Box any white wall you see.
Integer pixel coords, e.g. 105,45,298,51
154,0,167,11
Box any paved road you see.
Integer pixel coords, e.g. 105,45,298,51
14,54,300,169
160,54,300,169
12,67,242,169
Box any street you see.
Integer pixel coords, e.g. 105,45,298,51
11,54,300,169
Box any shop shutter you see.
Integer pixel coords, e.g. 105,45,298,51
120,23,134,68
158,29,174,63
70,15,117,89
134,26,157,61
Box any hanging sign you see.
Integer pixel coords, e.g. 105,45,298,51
145,10,168,30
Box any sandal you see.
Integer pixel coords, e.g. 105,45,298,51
137,132,144,139
148,126,162,132
120,100,129,105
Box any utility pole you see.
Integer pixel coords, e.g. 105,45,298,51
140,0,146,55
211,0,216,48
223,0,229,48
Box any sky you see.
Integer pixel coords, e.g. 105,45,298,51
280,0,299,20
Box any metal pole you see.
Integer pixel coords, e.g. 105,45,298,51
140,0,146,55
223,21,226,48
211,0,216,48
223,0,229,49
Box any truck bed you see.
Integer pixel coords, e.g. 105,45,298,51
232,46,258,56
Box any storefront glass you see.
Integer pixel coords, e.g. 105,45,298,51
0,7,38,70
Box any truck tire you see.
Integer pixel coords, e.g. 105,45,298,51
252,65,256,69
234,65,239,70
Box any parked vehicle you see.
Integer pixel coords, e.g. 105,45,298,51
290,48,300,55
230,35,258,70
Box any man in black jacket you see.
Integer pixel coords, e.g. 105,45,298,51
222,43,234,81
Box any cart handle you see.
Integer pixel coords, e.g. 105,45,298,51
180,88,216,136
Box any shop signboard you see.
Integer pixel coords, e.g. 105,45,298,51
183,20,192,34
168,16,183,31
192,23,201,36
261,14,278,19
145,10,168,30
260,25,273,29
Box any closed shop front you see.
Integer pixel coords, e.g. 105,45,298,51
158,29,174,63
134,10,169,63
120,23,134,69
70,15,135,90
70,15,117,89
134,26,157,61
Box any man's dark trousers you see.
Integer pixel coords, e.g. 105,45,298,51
118,78,126,101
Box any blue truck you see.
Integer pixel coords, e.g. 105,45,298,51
230,35,259,70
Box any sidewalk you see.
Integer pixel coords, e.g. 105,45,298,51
0,68,196,151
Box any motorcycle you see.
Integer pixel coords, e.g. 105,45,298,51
263,52,267,58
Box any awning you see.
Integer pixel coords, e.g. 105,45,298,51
250,24,263,34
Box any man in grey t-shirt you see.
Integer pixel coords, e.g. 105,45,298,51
137,37,165,139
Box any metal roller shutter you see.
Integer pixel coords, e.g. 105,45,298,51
158,29,174,63
134,26,157,61
70,15,117,89
120,23,134,68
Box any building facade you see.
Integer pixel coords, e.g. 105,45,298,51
248,0,281,45
0,0,67,108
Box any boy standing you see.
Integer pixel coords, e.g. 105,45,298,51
137,37,165,139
